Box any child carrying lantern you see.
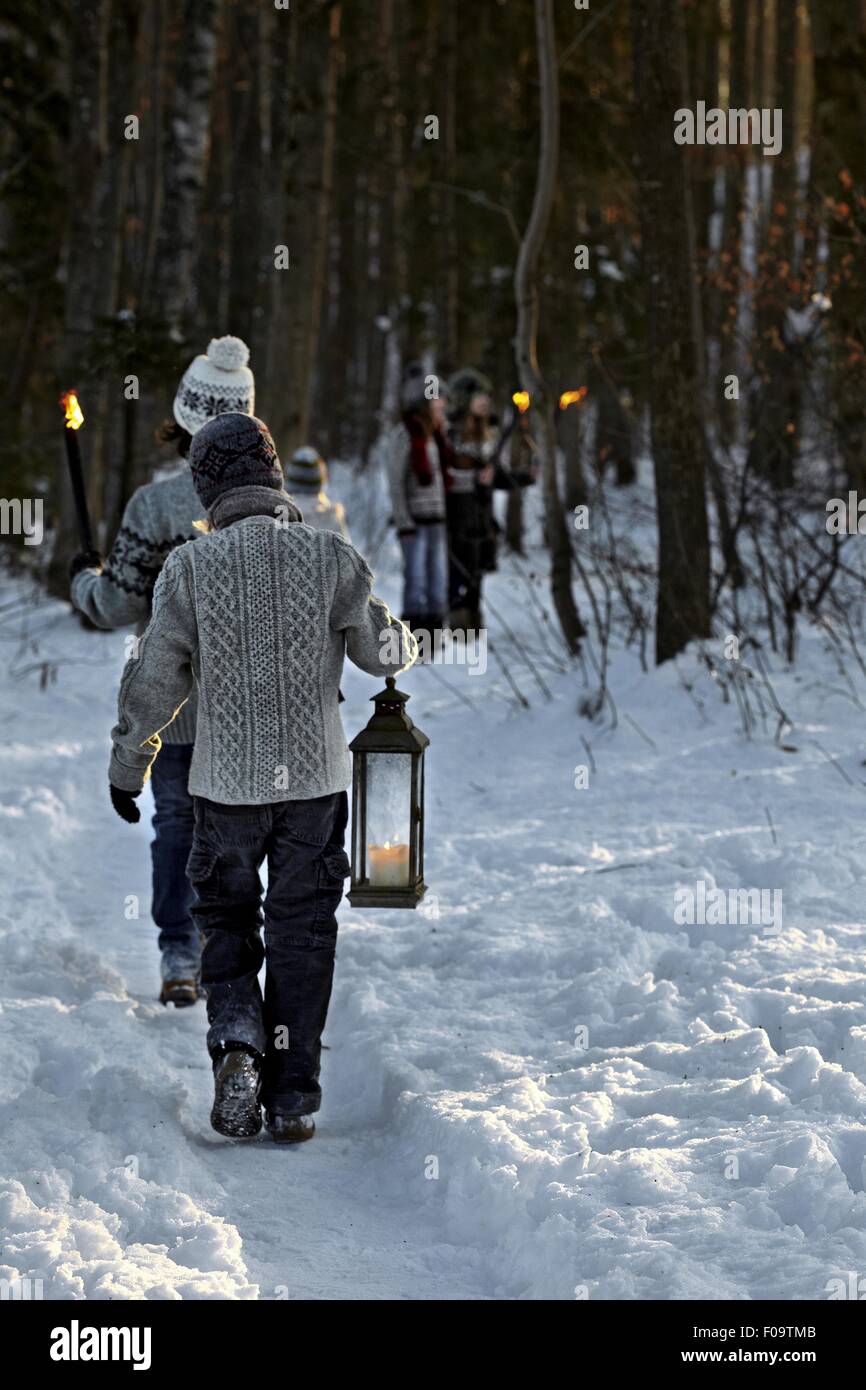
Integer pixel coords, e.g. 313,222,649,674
106,413,417,1143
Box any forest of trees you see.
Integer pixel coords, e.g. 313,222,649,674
1,0,865,666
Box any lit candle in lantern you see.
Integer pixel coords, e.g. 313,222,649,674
367,840,410,889
348,678,429,910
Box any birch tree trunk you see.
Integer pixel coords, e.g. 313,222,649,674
440,0,460,370
514,0,585,654
152,0,222,340
718,0,754,447
631,0,711,663
279,0,342,453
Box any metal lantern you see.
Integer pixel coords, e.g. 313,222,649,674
348,677,429,909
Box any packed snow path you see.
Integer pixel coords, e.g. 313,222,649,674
3,501,866,1299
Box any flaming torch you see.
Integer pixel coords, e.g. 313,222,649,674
60,390,96,553
512,390,531,415
558,387,588,411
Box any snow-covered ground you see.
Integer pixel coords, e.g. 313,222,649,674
2,468,866,1300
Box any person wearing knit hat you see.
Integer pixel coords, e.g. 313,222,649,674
173,335,255,436
285,445,350,539
68,334,258,1011
107,408,416,1143
189,411,283,510
446,366,493,425
385,362,453,645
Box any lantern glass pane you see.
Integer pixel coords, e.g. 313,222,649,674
365,752,413,889
352,757,365,883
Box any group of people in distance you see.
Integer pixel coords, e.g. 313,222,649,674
386,363,538,643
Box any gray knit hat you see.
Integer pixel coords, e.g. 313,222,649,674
189,413,283,509
286,445,326,493
401,362,449,412
173,336,255,435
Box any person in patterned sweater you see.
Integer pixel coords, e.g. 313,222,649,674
107,413,416,1142
69,335,256,1006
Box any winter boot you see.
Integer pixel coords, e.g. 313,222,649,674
403,613,439,658
265,1111,316,1144
447,605,474,637
160,978,199,1008
210,1044,263,1138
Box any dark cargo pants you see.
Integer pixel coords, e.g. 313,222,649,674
187,791,349,1115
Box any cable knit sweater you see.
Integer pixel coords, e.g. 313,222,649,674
108,487,417,805
71,464,204,745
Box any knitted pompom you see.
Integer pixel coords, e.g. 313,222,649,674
207,336,250,372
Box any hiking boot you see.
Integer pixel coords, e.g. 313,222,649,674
265,1111,316,1144
211,1045,263,1138
160,978,199,1008
446,605,475,636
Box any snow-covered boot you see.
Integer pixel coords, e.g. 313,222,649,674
265,1111,316,1144
160,978,199,1008
210,1044,263,1138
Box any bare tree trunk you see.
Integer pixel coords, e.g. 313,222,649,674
513,0,584,654
718,0,753,447
747,0,802,487
256,12,297,435
138,0,166,305
377,0,408,432
440,0,459,370
279,0,342,453
809,0,866,490
631,0,711,663
48,0,140,596
560,403,588,511
152,0,222,339
596,372,634,486
305,1,342,445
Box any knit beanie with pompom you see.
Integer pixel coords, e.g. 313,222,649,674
173,335,255,436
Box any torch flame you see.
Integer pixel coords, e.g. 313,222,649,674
559,387,588,411
61,391,84,431
512,391,531,414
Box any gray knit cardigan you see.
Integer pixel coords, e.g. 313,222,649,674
108,488,418,804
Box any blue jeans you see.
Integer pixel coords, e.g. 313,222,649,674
400,522,448,619
187,791,350,1115
150,743,201,980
